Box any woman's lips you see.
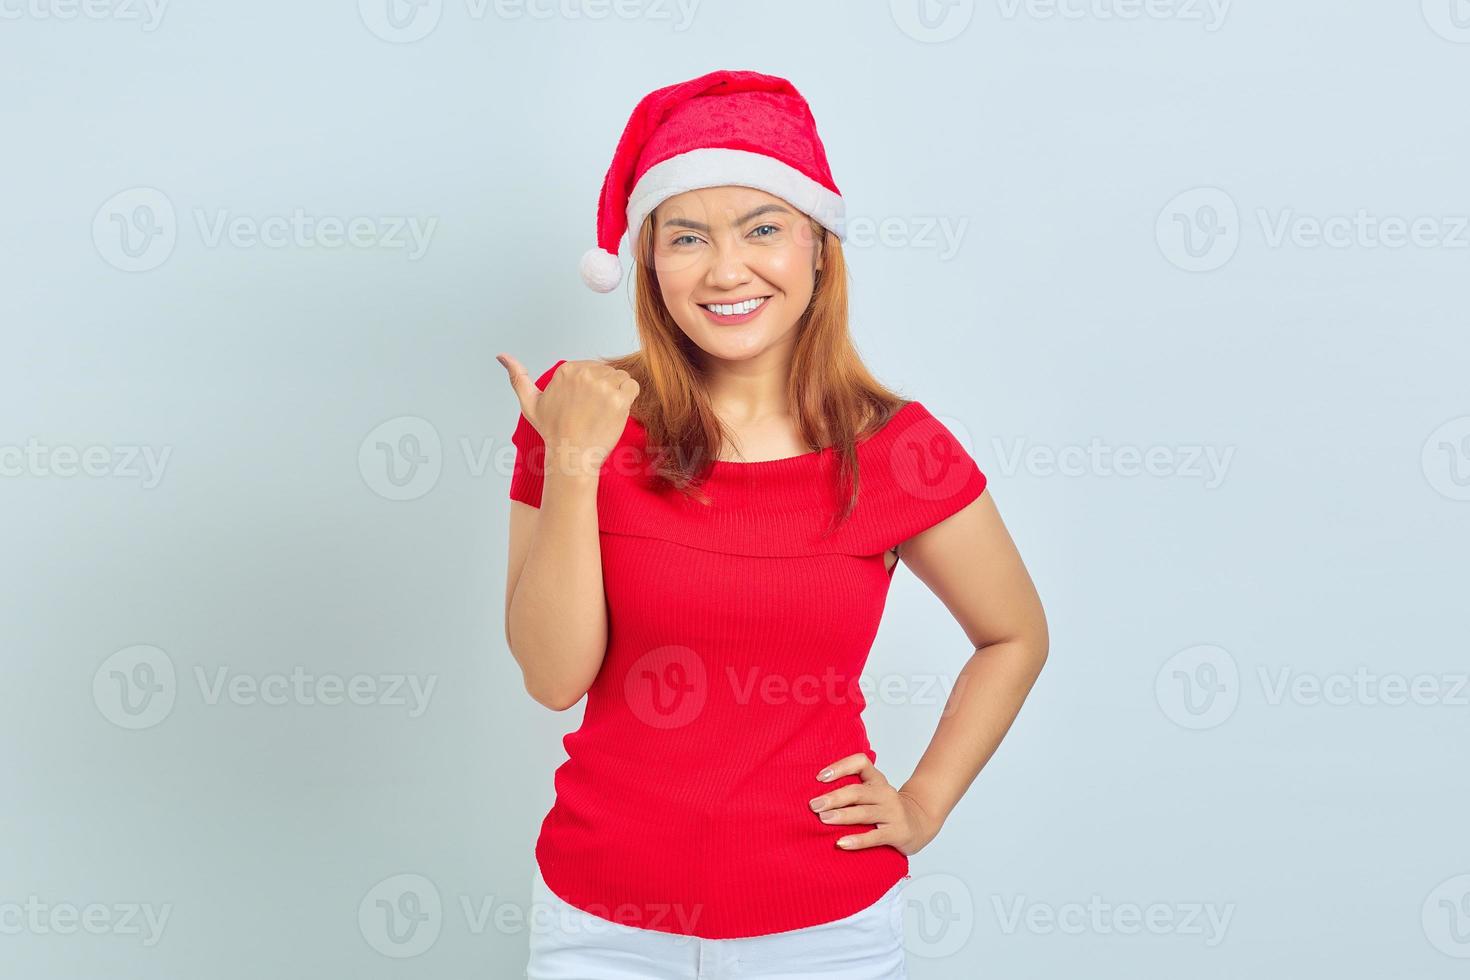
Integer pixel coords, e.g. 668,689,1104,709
699,296,770,326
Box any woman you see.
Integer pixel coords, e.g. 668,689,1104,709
501,69,1048,979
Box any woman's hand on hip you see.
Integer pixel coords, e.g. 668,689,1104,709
808,753,941,857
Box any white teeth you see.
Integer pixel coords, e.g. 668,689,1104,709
703,296,767,316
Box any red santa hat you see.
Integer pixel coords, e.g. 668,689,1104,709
578,69,847,292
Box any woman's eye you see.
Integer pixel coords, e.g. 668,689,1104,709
670,227,777,246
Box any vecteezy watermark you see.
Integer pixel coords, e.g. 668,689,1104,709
517,889,704,939
843,215,971,260
890,0,976,42
194,666,437,716
360,874,442,958
991,437,1235,488
0,439,171,488
0,897,173,946
624,645,707,729
994,0,1230,31
1421,415,1470,501
360,416,445,502
1256,208,1470,251
1156,644,1470,730
1423,874,1470,958
888,410,984,503
358,0,443,42
1156,187,1240,272
901,872,976,959
727,667,971,713
1421,0,1470,43
894,0,1231,38
357,871,707,958
1156,644,1240,730
992,894,1235,947
357,0,701,43
0,0,169,30
92,645,177,730
376,418,889,503
629,212,969,282
92,187,438,272
1158,186,1470,271
384,411,990,505
92,645,438,729
92,187,177,272
361,417,753,504
1258,666,1470,708
193,209,436,259
623,653,975,729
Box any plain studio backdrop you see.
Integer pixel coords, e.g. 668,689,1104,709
2,2,1467,978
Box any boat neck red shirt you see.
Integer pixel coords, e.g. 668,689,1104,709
510,358,988,940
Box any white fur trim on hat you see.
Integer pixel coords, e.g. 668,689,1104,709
625,148,846,246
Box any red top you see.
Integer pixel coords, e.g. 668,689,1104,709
509,358,988,939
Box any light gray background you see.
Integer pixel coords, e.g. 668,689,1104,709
3,1,1468,977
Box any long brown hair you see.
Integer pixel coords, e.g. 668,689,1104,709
599,207,908,534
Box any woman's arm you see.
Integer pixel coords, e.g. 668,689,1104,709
893,486,1049,830
502,355,637,711
807,485,1046,851
506,474,608,711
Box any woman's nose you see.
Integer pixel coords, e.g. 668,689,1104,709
706,242,752,286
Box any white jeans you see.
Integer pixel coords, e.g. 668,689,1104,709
525,866,909,980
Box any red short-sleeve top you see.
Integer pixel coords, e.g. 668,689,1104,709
509,358,988,939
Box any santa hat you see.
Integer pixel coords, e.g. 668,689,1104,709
579,69,847,292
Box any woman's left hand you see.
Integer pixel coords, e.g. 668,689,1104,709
808,753,942,856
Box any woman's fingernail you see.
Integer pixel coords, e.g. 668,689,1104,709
809,797,827,811
817,768,834,781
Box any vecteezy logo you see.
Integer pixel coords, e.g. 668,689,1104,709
625,645,707,729
359,873,443,957
93,644,178,729
359,0,442,42
902,872,975,959
890,411,979,502
1156,187,1240,272
1422,0,1470,42
890,0,975,42
93,187,177,272
1421,416,1470,501
1155,644,1239,730
359,416,443,501
1423,874,1470,957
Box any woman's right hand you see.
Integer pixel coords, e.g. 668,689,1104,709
496,354,640,478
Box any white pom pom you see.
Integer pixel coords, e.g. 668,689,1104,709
579,247,622,292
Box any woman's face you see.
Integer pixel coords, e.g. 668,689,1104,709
650,185,824,363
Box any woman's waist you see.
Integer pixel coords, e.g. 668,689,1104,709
546,746,880,834
535,819,908,939
573,695,873,759
557,736,873,807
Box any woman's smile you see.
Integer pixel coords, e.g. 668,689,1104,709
699,294,772,325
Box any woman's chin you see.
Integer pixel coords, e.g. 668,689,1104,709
697,330,778,361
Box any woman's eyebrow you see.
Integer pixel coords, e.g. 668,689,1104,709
661,203,792,232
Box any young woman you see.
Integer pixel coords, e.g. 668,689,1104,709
500,70,1048,980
